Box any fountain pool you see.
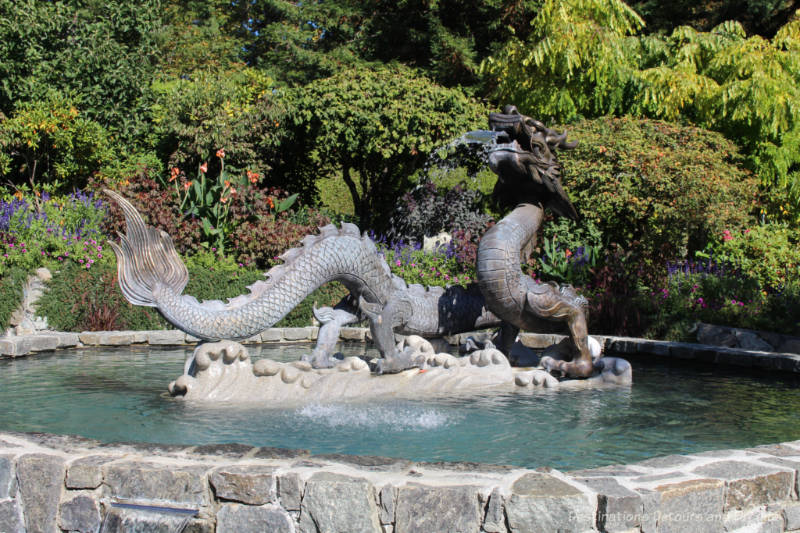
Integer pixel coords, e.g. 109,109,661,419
2,343,800,471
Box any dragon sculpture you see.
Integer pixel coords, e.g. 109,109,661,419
107,106,594,378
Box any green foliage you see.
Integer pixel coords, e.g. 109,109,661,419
537,217,603,286
644,263,800,340
381,244,477,288
481,0,644,120
711,223,800,291
233,0,542,87
630,0,797,38
0,266,27,330
482,5,800,220
100,154,322,264
0,0,163,140
0,191,109,276
561,117,758,271
0,93,115,194
283,65,487,228
37,257,168,332
146,68,285,174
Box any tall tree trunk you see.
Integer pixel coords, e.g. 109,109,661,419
341,164,363,223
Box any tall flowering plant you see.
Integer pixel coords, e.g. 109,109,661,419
160,149,297,254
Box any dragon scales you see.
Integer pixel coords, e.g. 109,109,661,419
107,106,595,378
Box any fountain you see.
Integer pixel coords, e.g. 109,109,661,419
105,105,632,402
4,108,800,533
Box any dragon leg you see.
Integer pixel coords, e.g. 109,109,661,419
493,321,520,357
527,284,593,378
358,296,421,374
304,302,359,368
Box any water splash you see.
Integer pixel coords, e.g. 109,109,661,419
424,129,502,175
296,402,456,431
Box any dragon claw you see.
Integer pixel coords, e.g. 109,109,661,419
540,355,594,379
375,346,422,375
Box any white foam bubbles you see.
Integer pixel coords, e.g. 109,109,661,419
296,402,455,431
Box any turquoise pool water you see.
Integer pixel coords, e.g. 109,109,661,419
2,343,799,470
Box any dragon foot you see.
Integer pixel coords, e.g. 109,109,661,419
375,346,424,375
540,356,594,379
302,348,342,369
538,354,632,383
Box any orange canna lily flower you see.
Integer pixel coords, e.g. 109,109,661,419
199,162,208,174
216,148,225,159
184,181,192,191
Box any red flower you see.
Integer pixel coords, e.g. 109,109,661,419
216,148,225,159
199,162,208,174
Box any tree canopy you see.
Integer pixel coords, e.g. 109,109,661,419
481,0,800,221
280,66,487,227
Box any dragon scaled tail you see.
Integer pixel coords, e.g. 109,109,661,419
105,189,188,307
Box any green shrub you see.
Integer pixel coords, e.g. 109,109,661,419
0,93,115,194
98,169,329,267
37,250,351,331
643,257,800,339
37,257,168,332
562,116,758,278
0,266,27,330
711,223,800,291
380,242,477,288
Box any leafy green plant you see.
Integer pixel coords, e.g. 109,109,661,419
0,93,115,195
562,117,758,277
481,2,800,220
0,191,109,276
0,0,163,140
0,266,27,330
537,217,603,286
708,223,800,292
37,257,168,332
379,240,476,288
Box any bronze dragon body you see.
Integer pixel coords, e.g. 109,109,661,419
108,106,595,378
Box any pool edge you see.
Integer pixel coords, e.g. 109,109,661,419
0,430,798,532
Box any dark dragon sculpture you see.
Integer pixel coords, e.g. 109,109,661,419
107,106,594,378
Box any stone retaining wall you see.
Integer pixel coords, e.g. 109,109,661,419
1,432,800,532
4,327,800,375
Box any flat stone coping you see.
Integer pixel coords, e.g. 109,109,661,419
2,431,800,532
3,327,800,374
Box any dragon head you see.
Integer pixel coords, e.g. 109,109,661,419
487,105,579,220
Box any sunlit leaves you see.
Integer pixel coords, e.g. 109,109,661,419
482,4,800,220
